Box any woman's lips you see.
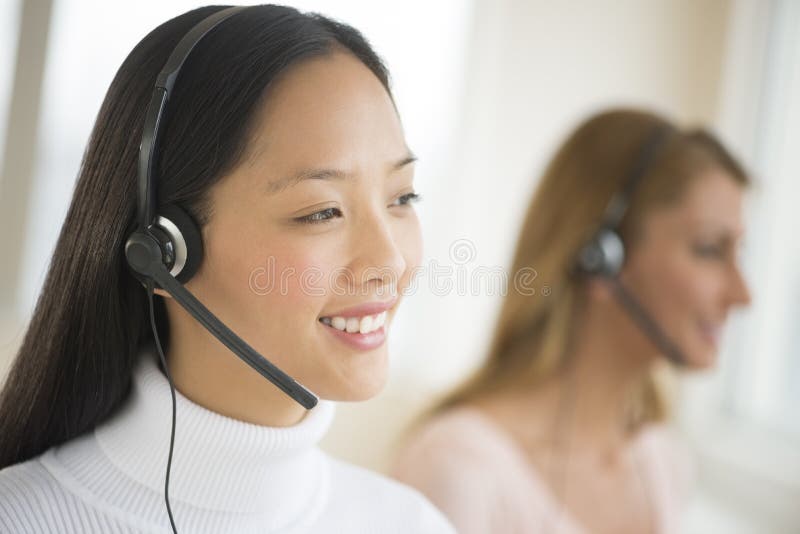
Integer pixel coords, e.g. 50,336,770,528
699,321,722,348
319,320,387,350
318,299,397,351
320,296,398,319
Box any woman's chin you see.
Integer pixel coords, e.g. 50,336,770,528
315,352,390,402
682,346,719,370
326,377,388,402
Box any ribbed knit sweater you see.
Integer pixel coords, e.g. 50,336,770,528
0,348,455,533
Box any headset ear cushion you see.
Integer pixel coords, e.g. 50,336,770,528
577,228,625,277
577,237,605,275
158,204,204,284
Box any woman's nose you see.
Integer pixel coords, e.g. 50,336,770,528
728,264,752,307
341,212,407,295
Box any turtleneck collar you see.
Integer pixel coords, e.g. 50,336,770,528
80,346,334,524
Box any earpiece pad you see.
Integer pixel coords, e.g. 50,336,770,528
157,204,204,284
577,228,625,277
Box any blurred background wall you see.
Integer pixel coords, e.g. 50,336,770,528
0,1,797,533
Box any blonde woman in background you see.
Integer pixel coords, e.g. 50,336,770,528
391,109,752,534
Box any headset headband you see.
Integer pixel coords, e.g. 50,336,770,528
600,124,673,232
137,6,246,231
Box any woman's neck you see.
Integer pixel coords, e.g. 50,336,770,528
480,301,657,460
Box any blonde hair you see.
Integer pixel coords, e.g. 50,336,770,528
424,108,749,429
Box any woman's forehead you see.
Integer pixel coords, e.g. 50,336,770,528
246,51,404,165
640,169,746,239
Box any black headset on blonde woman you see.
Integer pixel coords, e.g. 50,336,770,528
574,123,687,366
123,7,318,533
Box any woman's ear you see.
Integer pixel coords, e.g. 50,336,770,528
153,287,171,299
586,277,614,303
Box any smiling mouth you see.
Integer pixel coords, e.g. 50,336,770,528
319,311,387,335
699,321,722,346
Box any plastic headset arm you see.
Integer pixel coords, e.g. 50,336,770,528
606,276,686,366
148,261,319,409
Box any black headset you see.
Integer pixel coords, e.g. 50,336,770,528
575,124,687,365
123,6,318,409
123,9,318,532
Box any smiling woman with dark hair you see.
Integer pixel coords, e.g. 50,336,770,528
0,5,454,533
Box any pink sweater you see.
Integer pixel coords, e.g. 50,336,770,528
390,406,694,534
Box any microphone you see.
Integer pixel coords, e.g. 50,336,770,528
125,232,319,409
605,276,687,366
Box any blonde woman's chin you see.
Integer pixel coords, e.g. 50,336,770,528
677,338,721,370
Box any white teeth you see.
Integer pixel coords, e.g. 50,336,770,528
322,311,388,334
359,316,373,334
345,317,360,333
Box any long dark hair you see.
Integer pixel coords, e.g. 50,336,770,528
0,4,391,469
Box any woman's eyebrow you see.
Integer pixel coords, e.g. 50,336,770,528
264,153,417,195
393,154,417,169
690,220,746,241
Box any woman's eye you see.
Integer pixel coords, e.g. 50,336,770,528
293,193,419,225
392,192,422,207
693,243,724,259
295,207,342,224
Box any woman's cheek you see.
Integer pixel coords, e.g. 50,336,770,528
658,257,696,315
678,252,719,304
264,254,335,306
628,247,686,324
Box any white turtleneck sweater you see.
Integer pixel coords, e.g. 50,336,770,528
0,349,455,533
